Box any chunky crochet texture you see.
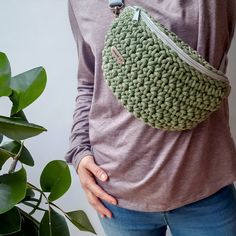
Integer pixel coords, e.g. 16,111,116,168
102,7,230,131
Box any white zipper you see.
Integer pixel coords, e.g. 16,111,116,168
129,6,228,84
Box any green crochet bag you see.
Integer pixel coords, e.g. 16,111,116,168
102,1,231,131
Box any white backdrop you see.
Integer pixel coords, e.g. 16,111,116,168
0,1,235,236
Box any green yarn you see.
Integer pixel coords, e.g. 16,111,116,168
102,6,230,131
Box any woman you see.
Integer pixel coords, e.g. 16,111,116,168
65,0,236,235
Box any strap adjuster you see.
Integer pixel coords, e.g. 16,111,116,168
109,2,124,17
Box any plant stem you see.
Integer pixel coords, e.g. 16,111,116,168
49,202,75,224
28,193,43,215
49,202,66,215
27,182,52,235
27,182,48,200
8,141,24,173
18,207,40,227
21,201,47,212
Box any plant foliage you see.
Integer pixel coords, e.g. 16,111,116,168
0,52,96,235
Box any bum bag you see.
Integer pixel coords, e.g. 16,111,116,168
101,0,231,131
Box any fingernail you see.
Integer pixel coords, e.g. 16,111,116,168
100,214,104,218
100,173,107,180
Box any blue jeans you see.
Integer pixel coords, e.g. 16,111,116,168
98,184,236,236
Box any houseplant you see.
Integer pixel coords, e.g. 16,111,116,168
0,52,96,235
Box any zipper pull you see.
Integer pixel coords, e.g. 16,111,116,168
132,7,141,22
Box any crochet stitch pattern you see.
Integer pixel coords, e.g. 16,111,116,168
102,7,230,131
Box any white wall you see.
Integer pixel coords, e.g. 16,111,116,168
0,1,235,236
0,0,105,235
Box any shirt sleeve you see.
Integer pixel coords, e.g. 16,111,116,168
64,1,95,172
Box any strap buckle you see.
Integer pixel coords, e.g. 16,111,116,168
109,2,124,17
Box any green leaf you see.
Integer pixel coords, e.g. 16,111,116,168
12,208,40,236
0,52,12,97
0,167,27,214
0,115,47,140
13,215,39,236
0,134,3,144
10,67,47,115
11,110,28,122
0,207,21,235
21,187,35,201
65,210,96,234
1,141,34,166
39,208,70,236
0,148,13,170
40,160,71,202
20,186,42,216
18,144,34,166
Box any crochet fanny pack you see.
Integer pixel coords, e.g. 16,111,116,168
101,0,231,131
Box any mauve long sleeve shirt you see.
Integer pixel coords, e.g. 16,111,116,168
65,0,236,211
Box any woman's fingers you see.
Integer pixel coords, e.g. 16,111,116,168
87,176,117,205
86,190,113,218
84,157,108,181
77,155,117,218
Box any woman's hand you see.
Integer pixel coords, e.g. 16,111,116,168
77,155,117,218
